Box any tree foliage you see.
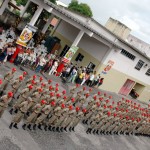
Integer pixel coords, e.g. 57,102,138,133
14,0,56,19
68,0,93,17
15,0,56,6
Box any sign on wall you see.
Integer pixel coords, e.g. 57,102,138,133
16,24,37,47
62,46,79,63
102,60,114,74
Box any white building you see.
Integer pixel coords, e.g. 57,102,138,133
1,0,150,102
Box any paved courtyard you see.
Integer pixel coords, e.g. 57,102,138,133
0,62,149,150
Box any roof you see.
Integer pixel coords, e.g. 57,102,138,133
44,0,150,61
8,2,20,10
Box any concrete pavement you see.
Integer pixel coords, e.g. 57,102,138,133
0,62,149,150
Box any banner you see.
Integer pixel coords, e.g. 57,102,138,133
102,60,114,74
16,24,37,47
62,46,79,63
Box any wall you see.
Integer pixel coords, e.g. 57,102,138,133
105,17,131,40
54,20,109,67
98,63,150,102
103,47,150,85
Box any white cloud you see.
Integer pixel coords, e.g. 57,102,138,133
60,0,150,44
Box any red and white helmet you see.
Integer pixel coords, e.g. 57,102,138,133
83,87,86,91
33,75,36,79
76,107,80,112
50,92,54,97
40,77,43,81
12,68,16,72
61,103,65,109
8,91,13,97
28,85,33,90
49,86,53,90
56,83,59,87
41,100,46,104
0,79,2,84
48,79,52,83
71,98,75,103
82,109,87,113
38,88,43,93
19,75,23,81
62,90,66,95
98,91,101,96
69,105,73,110
23,71,27,76
51,101,56,106
63,96,67,100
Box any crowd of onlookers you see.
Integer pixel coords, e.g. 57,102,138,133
0,26,104,87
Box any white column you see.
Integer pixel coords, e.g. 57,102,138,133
29,5,43,26
0,0,9,15
41,14,54,34
72,30,84,46
20,0,31,17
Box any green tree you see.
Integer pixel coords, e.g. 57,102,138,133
68,0,93,17
15,0,56,6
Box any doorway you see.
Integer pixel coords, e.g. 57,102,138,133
119,79,135,96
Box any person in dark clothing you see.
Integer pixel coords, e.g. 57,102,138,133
97,78,104,87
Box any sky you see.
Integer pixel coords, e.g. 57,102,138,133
60,0,150,44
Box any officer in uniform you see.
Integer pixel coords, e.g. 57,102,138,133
9,100,30,129
0,91,13,117
22,100,46,130
0,68,16,96
9,85,33,114
34,101,55,130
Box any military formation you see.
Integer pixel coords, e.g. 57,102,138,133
0,68,150,137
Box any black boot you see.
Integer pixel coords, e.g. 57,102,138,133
0,91,3,96
56,127,60,132
89,128,92,134
26,112,30,116
44,125,48,131
14,109,18,114
96,130,99,135
86,128,90,134
27,124,32,130
64,127,67,132
33,124,36,130
9,123,13,129
93,129,96,134
60,127,63,132
85,120,88,125
9,108,14,115
72,127,75,132
48,125,52,131
14,123,19,129
38,124,42,130
52,127,55,132
22,124,26,130
69,127,72,132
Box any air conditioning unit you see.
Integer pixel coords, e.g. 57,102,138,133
144,64,148,68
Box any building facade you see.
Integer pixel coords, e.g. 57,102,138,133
1,0,149,102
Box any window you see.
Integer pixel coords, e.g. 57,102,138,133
145,68,150,76
135,60,145,71
87,62,96,70
120,49,136,60
75,53,84,62
60,45,70,57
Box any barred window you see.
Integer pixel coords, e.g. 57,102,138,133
135,60,145,71
75,53,84,62
145,68,150,76
120,49,136,60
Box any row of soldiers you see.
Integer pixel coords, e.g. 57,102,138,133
0,68,150,137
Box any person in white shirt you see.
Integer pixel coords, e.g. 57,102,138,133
87,71,96,87
35,57,46,73
48,59,58,75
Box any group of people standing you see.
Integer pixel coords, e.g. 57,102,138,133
0,68,150,137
